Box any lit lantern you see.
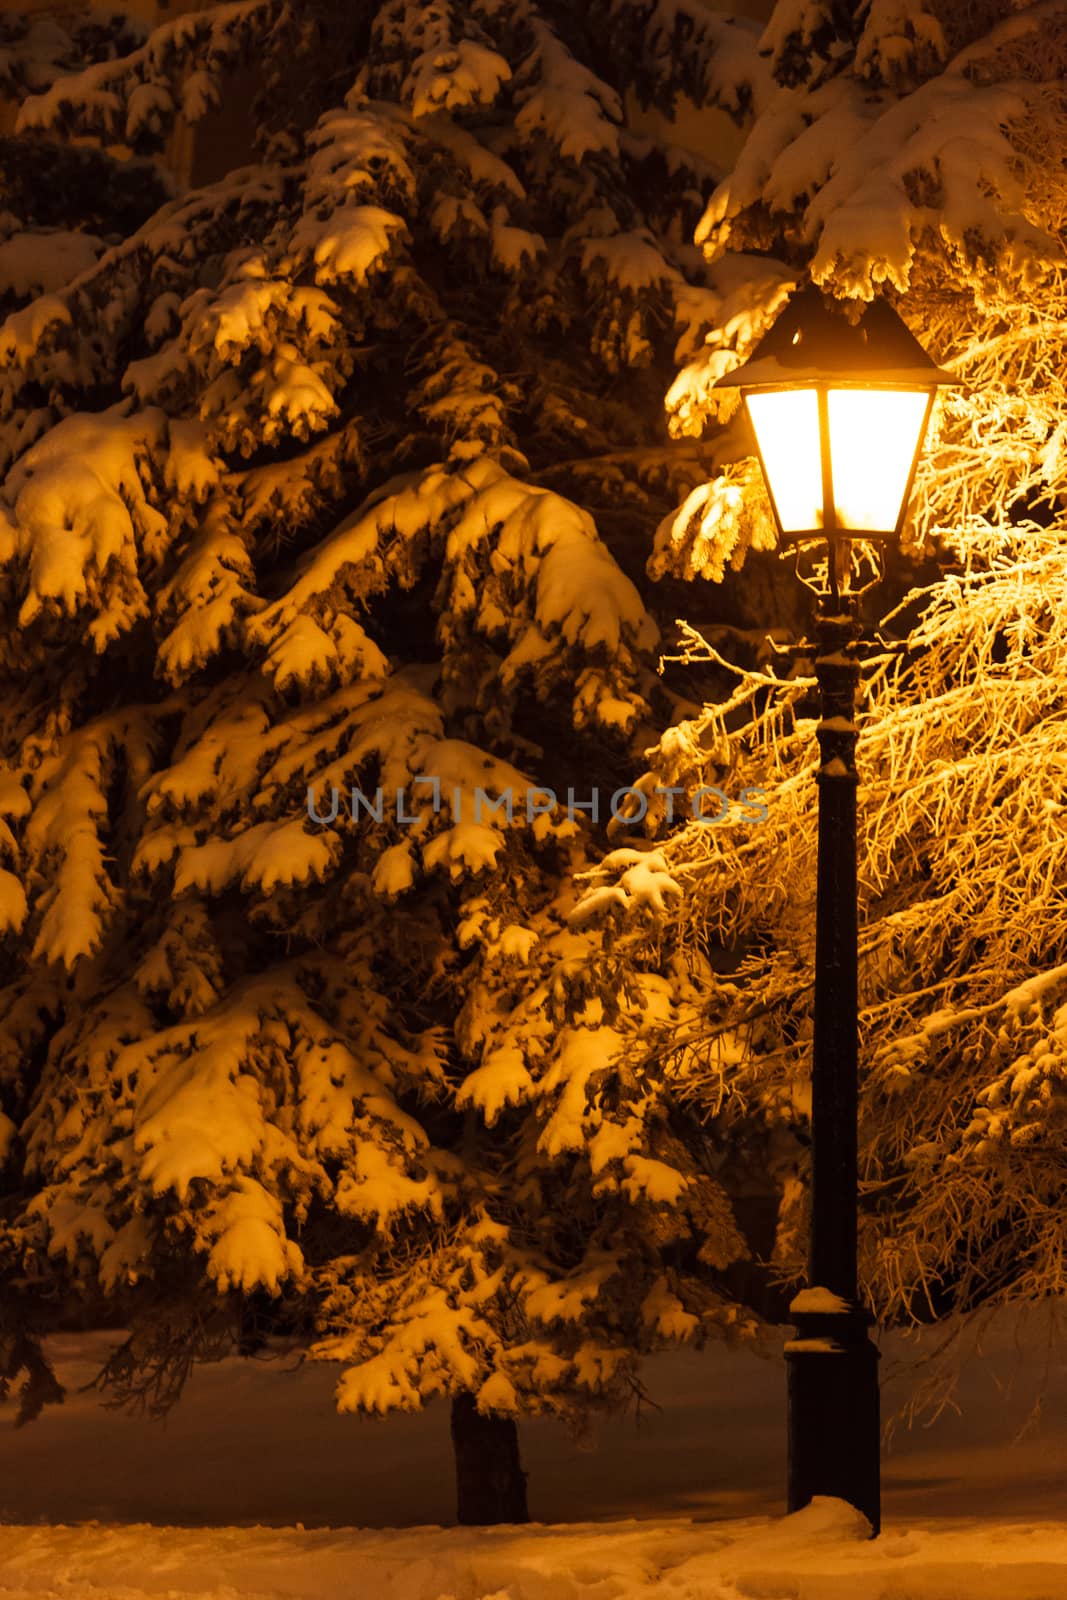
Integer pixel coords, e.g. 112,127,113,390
713,285,956,545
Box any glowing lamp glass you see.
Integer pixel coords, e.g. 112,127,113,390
744,389,823,533
744,385,931,537
826,388,930,532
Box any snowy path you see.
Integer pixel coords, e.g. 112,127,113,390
0,1499,1066,1599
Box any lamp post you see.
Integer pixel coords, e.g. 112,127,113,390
713,285,955,1537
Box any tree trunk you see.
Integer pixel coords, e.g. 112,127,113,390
450,1391,529,1524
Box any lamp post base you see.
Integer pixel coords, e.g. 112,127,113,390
786,1306,881,1536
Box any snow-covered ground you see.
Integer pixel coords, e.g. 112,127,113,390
0,1309,1064,1596
1,1498,1067,1599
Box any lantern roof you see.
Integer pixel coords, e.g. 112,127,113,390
713,284,958,391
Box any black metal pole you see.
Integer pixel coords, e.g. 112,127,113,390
785,595,881,1536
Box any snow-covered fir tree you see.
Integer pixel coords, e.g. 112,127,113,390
0,0,783,1509
577,0,1067,1410
0,6,171,313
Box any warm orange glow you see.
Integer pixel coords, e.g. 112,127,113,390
826,388,929,532
746,385,931,536
745,389,823,532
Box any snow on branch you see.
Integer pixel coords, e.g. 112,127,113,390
694,1,1066,302
0,407,237,657
855,0,947,88
16,0,280,149
0,9,148,109
21,712,155,969
513,16,622,163
17,958,449,1302
403,17,511,119
363,0,512,120
592,0,771,121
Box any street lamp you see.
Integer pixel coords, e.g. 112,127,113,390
713,284,955,1537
